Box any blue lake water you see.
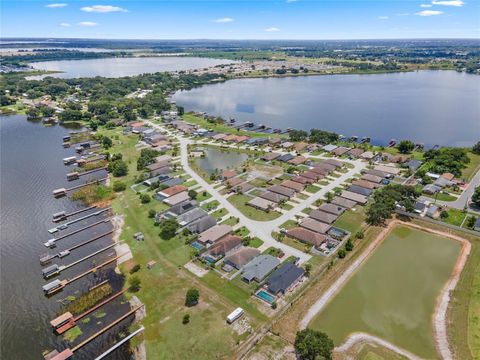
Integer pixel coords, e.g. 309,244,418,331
173,70,480,147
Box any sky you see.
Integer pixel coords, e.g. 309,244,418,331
1,0,479,39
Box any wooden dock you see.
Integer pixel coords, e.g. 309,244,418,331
48,209,111,235
40,229,114,265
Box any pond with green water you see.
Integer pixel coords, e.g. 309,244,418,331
310,226,461,359
195,147,249,175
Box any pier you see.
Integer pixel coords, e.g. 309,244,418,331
40,229,114,265
66,167,107,181
51,288,129,334
42,241,120,279
48,208,111,235
43,255,120,295
52,205,97,222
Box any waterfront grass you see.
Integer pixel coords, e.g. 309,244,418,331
63,326,82,343
227,194,282,221
62,283,112,315
71,183,115,206
462,152,480,182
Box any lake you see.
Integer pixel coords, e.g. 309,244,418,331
173,71,480,147
309,226,461,359
28,56,235,79
195,146,249,175
0,115,131,359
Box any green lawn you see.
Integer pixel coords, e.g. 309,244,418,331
462,152,480,182
220,216,239,226
249,237,264,248
442,209,468,227
227,194,282,221
200,200,220,211
305,184,322,193
211,208,228,219
333,206,365,233
280,219,298,230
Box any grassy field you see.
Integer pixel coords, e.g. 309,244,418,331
462,152,480,182
227,194,282,221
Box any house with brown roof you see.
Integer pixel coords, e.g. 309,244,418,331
300,218,332,234
163,191,190,206
248,196,276,210
198,224,232,245
332,146,350,156
294,142,308,153
288,156,307,165
233,135,249,143
392,155,409,163
352,179,378,190
220,170,237,180
318,203,345,216
301,171,321,181
324,159,343,168
212,133,227,141
348,148,365,158
309,210,338,224
292,176,314,184
206,235,243,258
441,173,455,181
158,185,188,198
360,151,375,160
268,185,296,198
341,190,368,205
259,191,288,204
286,228,326,248
314,162,337,172
226,177,245,188
331,196,357,209
224,248,260,269
361,174,383,183
310,167,329,176
281,180,305,192
262,152,281,161
222,134,238,142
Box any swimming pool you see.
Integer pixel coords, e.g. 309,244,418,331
191,241,204,251
256,290,276,304
203,255,216,264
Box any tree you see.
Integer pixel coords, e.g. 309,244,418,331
338,249,346,259
289,129,308,142
472,186,480,207
159,218,179,239
294,328,334,360
129,276,141,292
113,181,126,192
304,263,312,277
345,239,354,251
148,209,156,218
472,141,480,155
108,160,128,177
182,314,190,324
177,106,185,116
140,193,151,204
188,189,198,199
185,288,200,307
397,140,415,154
440,210,449,219
465,215,477,228
101,136,113,149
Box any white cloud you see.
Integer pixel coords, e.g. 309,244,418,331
81,5,127,13
77,21,97,26
431,0,464,6
415,10,444,16
59,22,71,27
212,17,234,23
265,27,280,32
420,4,433,7
45,3,67,8
378,16,389,20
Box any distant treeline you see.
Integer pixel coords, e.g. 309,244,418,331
0,50,130,66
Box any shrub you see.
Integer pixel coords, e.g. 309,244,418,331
129,264,141,274
338,249,346,259
108,160,128,177
271,301,277,309
185,288,200,307
140,193,151,204
128,276,141,292
182,314,190,324
113,181,126,192
148,209,156,218
345,239,354,252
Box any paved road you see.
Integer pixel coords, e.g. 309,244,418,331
420,169,480,212
148,121,366,265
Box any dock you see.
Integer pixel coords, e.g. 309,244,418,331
66,167,107,181
43,255,120,295
47,208,111,236
42,241,120,279
51,288,128,334
52,205,97,223
40,229,114,265
94,326,145,360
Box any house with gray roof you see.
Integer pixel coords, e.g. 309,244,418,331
318,203,345,216
242,255,280,283
309,210,338,224
187,215,216,234
224,248,260,269
177,208,208,227
322,144,338,152
268,185,296,198
266,262,305,295
259,191,288,203
198,224,232,245
331,196,357,209
347,185,373,197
